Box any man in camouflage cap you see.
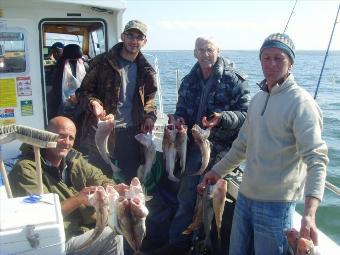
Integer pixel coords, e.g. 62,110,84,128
124,19,148,36
77,19,157,186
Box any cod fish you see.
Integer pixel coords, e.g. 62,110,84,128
191,124,211,175
175,124,188,175
212,179,229,241
286,228,319,255
106,185,121,234
114,177,149,252
135,132,157,183
183,184,214,248
162,124,179,182
129,178,149,250
117,196,134,248
183,180,231,247
182,193,203,235
202,185,214,249
95,114,120,173
77,186,109,250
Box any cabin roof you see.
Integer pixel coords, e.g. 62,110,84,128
1,0,127,11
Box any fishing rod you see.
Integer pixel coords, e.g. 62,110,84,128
283,0,298,33
312,3,340,196
314,3,340,99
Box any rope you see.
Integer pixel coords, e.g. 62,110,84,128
314,3,340,99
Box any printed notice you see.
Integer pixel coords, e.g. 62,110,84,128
17,76,32,96
0,108,15,125
20,100,33,116
0,78,17,107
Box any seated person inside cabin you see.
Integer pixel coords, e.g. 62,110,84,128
47,44,88,121
8,116,125,255
49,42,64,63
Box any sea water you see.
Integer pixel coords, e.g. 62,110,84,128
146,50,340,244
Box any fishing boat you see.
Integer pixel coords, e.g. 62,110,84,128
0,0,127,254
0,0,339,254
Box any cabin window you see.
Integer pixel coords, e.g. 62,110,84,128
89,28,105,57
45,33,84,48
0,31,27,74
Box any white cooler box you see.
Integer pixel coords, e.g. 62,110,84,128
0,193,66,255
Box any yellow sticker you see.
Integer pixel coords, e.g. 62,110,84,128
0,78,17,107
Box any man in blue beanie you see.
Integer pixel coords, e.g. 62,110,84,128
200,33,328,254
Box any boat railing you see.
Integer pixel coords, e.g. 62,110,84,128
143,53,165,119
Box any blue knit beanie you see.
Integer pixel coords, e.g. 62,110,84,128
259,33,295,63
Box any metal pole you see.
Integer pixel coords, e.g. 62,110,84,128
176,69,180,102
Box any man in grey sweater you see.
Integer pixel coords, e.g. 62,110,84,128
200,33,328,255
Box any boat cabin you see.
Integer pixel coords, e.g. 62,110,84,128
0,0,126,161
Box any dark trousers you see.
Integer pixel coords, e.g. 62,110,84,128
114,127,142,184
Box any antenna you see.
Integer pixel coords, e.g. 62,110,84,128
283,0,298,34
314,3,340,99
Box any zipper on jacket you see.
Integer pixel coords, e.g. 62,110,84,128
261,93,270,116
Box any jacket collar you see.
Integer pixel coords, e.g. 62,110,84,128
189,57,230,83
257,74,295,94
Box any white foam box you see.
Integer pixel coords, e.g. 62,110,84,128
0,193,66,255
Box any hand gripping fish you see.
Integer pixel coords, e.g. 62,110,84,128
175,124,188,175
162,124,179,182
135,132,157,183
191,124,211,176
183,180,231,239
77,186,109,250
182,185,214,251
94,114,120,174
286,228,320,255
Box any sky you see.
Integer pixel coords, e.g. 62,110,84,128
122,0,340,50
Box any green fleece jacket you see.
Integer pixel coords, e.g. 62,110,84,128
8,144,115,240
212,74,328,201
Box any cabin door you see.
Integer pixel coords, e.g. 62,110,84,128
39,19,107,123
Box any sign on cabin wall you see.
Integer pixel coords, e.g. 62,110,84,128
0,108,15,125
16,76,32,97
20,100,33,116
0,78,17,107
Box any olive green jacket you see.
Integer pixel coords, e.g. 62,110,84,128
8,144,115,240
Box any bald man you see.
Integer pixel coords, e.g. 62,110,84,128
9,116,124,255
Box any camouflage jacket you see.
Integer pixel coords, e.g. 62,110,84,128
175,57,250,159
76,42,158,135
8,144,115,240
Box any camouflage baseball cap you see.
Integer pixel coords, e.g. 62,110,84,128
124,20,148,36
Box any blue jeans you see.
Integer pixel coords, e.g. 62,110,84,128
169,144,202,248
229,193,295,255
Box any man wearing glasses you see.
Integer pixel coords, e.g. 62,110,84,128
76,20,157,183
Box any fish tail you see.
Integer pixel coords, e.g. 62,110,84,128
168,174,180,182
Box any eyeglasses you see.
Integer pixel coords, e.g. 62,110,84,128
196,48,216,55
124,32,146,41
